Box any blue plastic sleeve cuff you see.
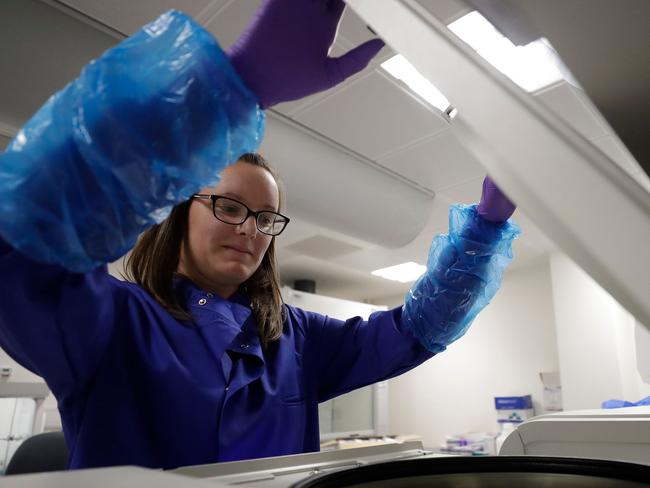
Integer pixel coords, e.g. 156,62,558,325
0,10,264,272
402,204,521,353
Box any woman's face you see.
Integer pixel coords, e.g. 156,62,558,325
178,161,280,298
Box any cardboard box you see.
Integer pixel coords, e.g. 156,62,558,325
495,395,534,423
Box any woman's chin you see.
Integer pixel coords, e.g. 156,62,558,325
213,264,253,286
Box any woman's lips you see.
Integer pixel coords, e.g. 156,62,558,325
222,245,252,255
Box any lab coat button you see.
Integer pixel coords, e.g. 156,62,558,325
240,343,249,349
206,293,213,298
225,387,230,391
198,298,207,305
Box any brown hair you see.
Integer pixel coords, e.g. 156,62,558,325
126,153,285,345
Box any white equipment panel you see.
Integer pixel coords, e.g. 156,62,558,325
500,407,650,466
347,0,650,329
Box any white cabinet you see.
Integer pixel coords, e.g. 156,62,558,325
0,397,36,472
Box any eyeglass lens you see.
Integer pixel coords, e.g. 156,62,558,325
213,198,287,235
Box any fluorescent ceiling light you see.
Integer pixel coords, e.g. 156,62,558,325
371,261,427,283
380,55,451,112
448,11,565,92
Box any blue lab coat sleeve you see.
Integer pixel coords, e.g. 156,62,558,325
0,10,264,272
297,306,435,403
0,238,119,401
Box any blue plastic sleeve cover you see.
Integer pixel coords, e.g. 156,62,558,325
402,204,521,353
0,10,264,272
602,395,650,408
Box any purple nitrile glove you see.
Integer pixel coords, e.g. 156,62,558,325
227,0,384,109
477,176,516,223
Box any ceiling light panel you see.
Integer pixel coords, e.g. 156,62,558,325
371,261,427,283
448,11,566,92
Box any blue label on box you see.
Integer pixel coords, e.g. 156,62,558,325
494,395,532,409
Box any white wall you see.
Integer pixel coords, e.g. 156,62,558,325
549,253,650,410
386,259,559,449
0,352,42,384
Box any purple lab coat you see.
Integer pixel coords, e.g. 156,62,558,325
0,239,433,469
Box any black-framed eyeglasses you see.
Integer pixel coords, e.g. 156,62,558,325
192,194,290,236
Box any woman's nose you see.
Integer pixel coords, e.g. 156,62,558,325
237,215,258,237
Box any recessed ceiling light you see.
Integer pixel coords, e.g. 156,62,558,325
380,55,452,113
371,261,427,283
447,11,566,92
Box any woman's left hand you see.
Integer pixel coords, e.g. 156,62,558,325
477,176,516,223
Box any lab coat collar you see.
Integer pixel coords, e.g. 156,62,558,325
174,275,253,327
173,276,264,364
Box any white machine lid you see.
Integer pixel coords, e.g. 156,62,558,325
348,0,650,329
532,406,650,420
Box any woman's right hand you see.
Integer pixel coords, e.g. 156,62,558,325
227,0,384,108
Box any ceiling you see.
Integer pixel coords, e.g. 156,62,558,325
465,0,650,175
1,0,647,303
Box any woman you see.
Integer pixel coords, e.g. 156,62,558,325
0,0,519,471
